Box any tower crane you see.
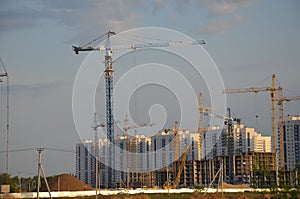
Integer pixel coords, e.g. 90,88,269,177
164,93,214,163
198,93,214,160
163,145,192,189
91,112,101,190
92,112,101,141
277,87,300,169
164,121,179,161
223,74,280,154
205,108,240,184
73,31,205,187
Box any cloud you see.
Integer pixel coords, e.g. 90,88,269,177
195,19,232,35
189,0,252,35
0,0,142,34
234,13,245,22
0,0,256,38
208,0,253,16
174,0,255,17
152,0,168,15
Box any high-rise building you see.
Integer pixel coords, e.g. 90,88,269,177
201,125,221,159
114,134,153,187
76,139,109,188
76,130,200,187
76,134,153,188
241,126,271,153
279,115,300,170
76,123,272,188
76,140,93,186
204,123,271,160
151,130,200,170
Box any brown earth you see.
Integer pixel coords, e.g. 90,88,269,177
41,173,94,191
190,193,228,199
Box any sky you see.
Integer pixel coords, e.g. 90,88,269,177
0,0,300,177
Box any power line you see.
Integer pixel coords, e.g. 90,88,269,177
44,147,74,153
0,148,35,153
0,147,74,154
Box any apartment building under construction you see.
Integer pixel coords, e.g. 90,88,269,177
76,122,274,188
166,151,277,188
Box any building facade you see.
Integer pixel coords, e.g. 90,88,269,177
203,123,271,161
279,115,300,170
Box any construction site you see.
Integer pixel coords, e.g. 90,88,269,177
1,1,300,198
1,29,300,199
72,31,300,191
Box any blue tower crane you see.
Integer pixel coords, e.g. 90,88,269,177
72,31,205,188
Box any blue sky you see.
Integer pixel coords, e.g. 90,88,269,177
0,0,299,177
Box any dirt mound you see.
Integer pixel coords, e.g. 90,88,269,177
41,173,94,191
124,195,151,199
237,195,250,199
193,194,228,199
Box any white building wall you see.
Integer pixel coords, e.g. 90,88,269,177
280,115,300,170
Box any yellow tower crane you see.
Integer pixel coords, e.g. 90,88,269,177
163,145,192,189
223,74,280,153
277,87,300,169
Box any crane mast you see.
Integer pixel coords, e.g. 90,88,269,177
277,88,300,169
270,74,277,154
104,31,115,187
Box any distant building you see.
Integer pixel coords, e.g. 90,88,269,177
76,139,109,188
278,115,300,170
151,130,200,171
204,123,271,160
241,126,271,153
114,134,154,188
201,125,221,160
76,140,96,187
76,122,272,188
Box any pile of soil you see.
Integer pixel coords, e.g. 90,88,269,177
191,193,228,199
41,174,94,191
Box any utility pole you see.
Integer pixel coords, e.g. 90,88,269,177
205,158,223,195
36,148,52,199
0,57,9,184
